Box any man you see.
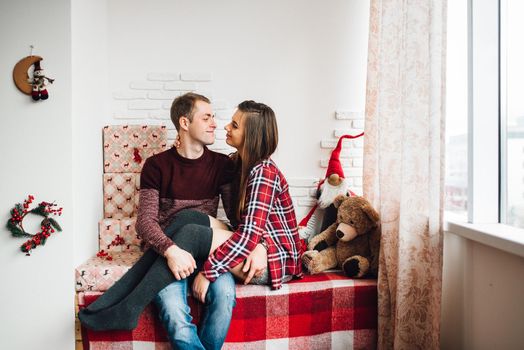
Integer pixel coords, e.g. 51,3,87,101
136,92,236,350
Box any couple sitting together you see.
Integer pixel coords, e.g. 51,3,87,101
79,92,304,349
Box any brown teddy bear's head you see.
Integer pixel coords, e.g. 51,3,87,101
332,195,380,242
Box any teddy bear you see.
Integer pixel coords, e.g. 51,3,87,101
302,194,380,278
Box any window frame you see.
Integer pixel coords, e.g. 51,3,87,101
499,0,508,224
446,0,524,258
467,0,500,224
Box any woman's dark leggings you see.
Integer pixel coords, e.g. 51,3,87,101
78,209,214,331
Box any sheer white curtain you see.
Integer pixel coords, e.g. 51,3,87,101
363,0,446,348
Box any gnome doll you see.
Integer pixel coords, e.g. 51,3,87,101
298,133,364,243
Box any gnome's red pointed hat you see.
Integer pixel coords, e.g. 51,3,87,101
298,132,364,228
325,133,363,180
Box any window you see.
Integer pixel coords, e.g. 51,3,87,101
446,0,524,230
502,0,524,228
445,0,524,256
445,0,468,218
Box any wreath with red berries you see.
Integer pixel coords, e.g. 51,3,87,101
6,195,63,255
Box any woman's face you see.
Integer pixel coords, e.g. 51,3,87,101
224,110,245,151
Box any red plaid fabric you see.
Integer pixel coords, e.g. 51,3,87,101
203,159,303,289
79,272,377,350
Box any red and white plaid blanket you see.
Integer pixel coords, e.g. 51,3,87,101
79,272,377,350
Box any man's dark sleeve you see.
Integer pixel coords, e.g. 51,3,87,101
219,157,238,227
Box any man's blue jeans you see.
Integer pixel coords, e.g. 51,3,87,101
154,272,236,350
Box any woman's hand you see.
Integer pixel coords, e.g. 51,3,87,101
242,243,268,284
192,272,211,303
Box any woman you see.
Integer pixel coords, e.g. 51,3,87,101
78,100,302,331
174,100,303,301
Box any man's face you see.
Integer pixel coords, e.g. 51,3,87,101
186,100,216,145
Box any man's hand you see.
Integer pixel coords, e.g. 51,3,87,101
242,243,268,284
192,272,210,303
164,245,196,280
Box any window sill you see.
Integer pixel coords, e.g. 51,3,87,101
444,216,524,258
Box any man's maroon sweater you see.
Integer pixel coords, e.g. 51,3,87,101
136,146,235,254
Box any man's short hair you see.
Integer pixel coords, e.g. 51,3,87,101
170,93,211,131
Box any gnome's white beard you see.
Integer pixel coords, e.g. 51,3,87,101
318,178,350,209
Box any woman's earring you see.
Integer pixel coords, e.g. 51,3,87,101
174,135,181,148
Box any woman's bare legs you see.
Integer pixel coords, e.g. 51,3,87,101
172,216,267,283
208,216,230,230
208,227,265,283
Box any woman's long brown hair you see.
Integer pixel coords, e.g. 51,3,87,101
234,100,279,220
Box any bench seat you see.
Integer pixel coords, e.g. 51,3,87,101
78,271,377,350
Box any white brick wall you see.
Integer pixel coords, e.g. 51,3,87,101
130,81,163,90
128,100,163,110
215,109,234,120
149,112,170,120
110,74,365,221
180,72,212,81
289,108,366,218
335,110,364,120
211,99,233,110
148,91,181,100
164,81,198,91
147,72,180,81
111,72,216,141
334,128,364,138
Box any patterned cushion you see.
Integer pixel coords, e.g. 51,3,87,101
103,125,168,173
99,218,141,252
75,251,143,292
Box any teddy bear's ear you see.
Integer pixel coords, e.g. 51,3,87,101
333,194,347,208
362,202,380,225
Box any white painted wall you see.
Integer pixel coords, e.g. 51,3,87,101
0,1,74,350
106,0,369,178
72,0,110,266
441,232,524,349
